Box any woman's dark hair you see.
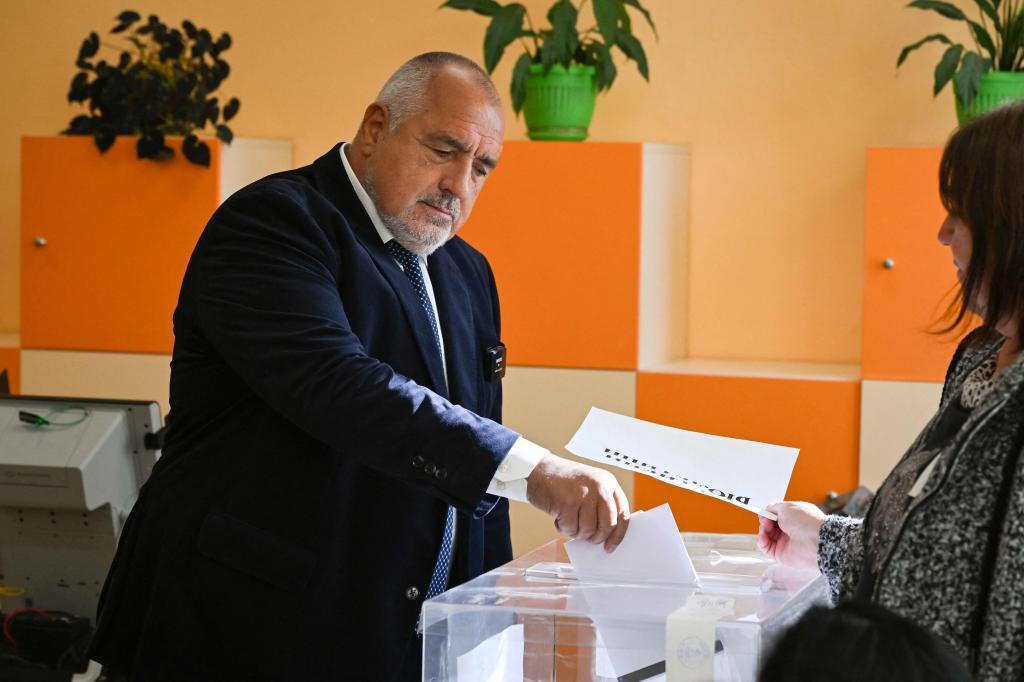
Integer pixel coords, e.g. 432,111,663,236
758,600,970,682
939,100,1024,344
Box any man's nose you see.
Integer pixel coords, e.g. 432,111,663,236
439,159,473,201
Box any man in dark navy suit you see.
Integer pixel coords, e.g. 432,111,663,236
89,52,630,681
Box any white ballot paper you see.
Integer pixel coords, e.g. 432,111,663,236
567,407,799,520
565,505,698,679
456,623,524,682
564,503,698,585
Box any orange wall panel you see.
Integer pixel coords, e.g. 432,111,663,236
862,148,963,382
0,347,18,393
21,136,220,354
635,372,860,534
459,141,642,369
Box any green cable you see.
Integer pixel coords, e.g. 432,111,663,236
21,405,91,427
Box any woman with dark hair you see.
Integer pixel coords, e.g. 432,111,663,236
758,100,1024,681
758,600,970,682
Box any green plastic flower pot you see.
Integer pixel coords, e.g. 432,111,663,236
523,64,597,142
955,71,1024,125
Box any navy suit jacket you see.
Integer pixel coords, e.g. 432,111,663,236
89,144,519,681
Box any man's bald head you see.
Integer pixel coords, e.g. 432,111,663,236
375,52,502,134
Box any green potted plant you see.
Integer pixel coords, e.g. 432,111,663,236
898,0,1024,124
64,10,240,166
441,0,656,141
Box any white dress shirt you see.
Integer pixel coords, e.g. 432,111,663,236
340,144,545,502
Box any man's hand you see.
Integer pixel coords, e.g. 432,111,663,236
526,453,630,552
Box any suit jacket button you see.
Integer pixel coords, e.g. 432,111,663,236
434,468,448,481
405,586,420,600
411,455,424,470
424,462,437,476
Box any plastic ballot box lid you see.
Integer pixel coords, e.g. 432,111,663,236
421,532,828,682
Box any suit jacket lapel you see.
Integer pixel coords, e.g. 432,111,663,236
310,144,449,397
428,247,477,409
367,241,450,399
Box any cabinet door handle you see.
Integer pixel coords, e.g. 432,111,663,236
882,258,895,269
34,237,47,248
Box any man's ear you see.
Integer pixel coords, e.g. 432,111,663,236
354,102,390,154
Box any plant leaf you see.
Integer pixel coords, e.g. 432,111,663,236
975,0,1002,29
483,3,526,72
183,134,211,167
94,127,116,153
137,131,164,159
216,124,234,144
510,51,532,114
955,50,990,109
615,27,649,80
969,20,997,61
78,32,100,61
117,10,141,24
592,0,619,46
62,114,93,135
222,97,240,121
182,19,197,39
67,72,90,102
906,0,968,21
934,43,963,95
622,0,657,39
897,33,952,66
440,0,502,16
545,0,578,68
1000,8,1024,70
593,40,617,91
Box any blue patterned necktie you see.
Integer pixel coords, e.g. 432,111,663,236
385,239,455,600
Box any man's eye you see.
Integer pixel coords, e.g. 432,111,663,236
473,165,489,178
432,147,452,158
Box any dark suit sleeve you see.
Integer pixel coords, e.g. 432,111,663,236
193,183,518,514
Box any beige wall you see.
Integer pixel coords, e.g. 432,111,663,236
1,1,956,361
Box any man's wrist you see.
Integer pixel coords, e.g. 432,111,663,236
487,437,548,502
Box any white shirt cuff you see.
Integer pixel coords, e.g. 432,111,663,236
486,437,547,503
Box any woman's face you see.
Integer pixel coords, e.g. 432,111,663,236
938,213,986,315
937,214,972,284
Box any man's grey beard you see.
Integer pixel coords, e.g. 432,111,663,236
364,176,459,257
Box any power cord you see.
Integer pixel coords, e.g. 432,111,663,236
18,406,91,428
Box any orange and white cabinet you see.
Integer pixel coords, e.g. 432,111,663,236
860,148,959,488
19,136,292,413
460,141,691,550
0,334,18,393
461,141,690,371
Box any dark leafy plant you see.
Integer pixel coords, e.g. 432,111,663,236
441,0,656,114
898,0,1024,111
63,10,241,166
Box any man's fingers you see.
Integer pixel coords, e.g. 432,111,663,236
604,511,630,553
555,503,580,538
577,496,598,542
589,489,617,545
612,485,630,520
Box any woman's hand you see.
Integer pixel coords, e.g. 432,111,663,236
757,502,826,572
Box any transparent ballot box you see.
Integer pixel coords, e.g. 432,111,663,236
422,533,828,682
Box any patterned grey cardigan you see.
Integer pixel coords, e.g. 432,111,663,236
818,331,1024,681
